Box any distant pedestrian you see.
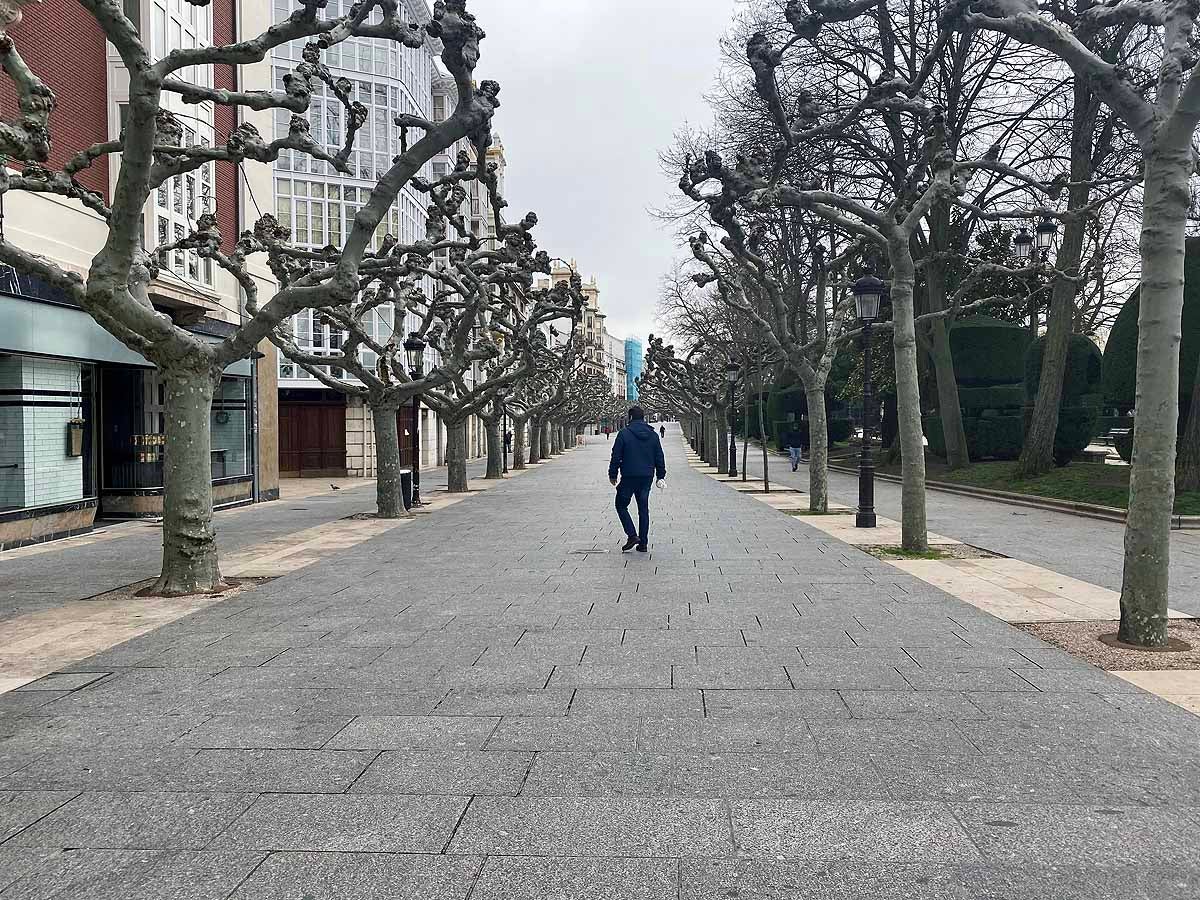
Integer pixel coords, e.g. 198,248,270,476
659,425,665,439
604,426,611,440
783,426,805,471
503,430,512,455
609,406,667,553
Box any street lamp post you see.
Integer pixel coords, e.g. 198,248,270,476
404,332,427,508
852,272,884,529
725,361,739,478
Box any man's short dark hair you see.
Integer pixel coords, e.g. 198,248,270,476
629,406,645,420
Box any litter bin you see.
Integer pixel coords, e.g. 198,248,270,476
399,468,413,510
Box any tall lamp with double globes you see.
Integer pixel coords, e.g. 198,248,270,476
725,361,740,478
852,272,884,529
403,332,427,507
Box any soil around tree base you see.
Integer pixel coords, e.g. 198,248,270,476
1018,619,1200,671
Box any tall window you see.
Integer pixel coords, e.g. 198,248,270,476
149,0,215,288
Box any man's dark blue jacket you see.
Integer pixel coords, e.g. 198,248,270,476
609,420,667,481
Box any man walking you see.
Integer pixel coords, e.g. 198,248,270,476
609,406,666,552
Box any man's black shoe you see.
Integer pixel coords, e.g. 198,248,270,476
636,544,648,553
622,536,639,552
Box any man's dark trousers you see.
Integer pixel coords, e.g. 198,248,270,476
616,476,653,545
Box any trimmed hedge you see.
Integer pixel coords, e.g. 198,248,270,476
926,413,1023,460
1103,236,1200,413
957,385,1025,412
1115,430,1134,463
1024,335,1105,464
948,316,1032,386
1026,334,1104,404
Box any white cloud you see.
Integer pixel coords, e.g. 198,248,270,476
468,0,735,343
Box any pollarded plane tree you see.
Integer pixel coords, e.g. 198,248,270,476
636,351,707,452
270,149,576,511
505,320,582,469
684,0,1080,550
657,261,782,488
412,204,584,493
641,334,733,472
0,0,497,594
946,0,1200,646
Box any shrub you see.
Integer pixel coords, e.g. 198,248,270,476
974,415,1024,460
1102,236,1200,413
948,316,1032,386
829,418,853,443
1025,334,1104,404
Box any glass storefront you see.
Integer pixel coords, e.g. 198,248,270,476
0,355,96,513
101,368,252,491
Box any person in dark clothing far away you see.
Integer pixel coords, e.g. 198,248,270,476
503,430,513,454
659,425,666,438
609,406,667,552
783,427,805,471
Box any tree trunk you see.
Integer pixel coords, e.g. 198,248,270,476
742,377,750,482
1119,142,1192,647
370,400,408,518
926,202,970,469
707,414,719,467
513,417,528,469
928,322,969,469
148,367,225,596
1177,370,1200,491
757,368,770,494
542,420,552,458
484,416,503,479
890,238,929,552
716,412,729,474
1018,85,1094,477
806,384,829,513
446,419,469,493
527,417,541,464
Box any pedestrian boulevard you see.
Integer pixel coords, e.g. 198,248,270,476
0,428,1197,898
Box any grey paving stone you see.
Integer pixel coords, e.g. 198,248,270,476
673,664,792,689
471,854,678,900
798,647,912,667
731,798,981,861
871,752,1075,802
952,802,1200,865
13,673,110,692
213,794,469,852
324,715,499,750
0,750,200,791
485,716,640,751
583,647,698,666
7,791,257,850
680,859,1200,900
549,664,671,689
228,851,481,900
897,668,1039,692
434,689,572,717
902,648,1035,669
448,796,732,857
1014,668,1145,693
569,689,706,719
521,751,675,797
182,749,377,793
0,848,59,892
173,716,354,749
349,750,532,796
636,717,815,753
702,689,848,719
0,792,77,842
808,719,978,757
839,690,986,720
785,664,911,690
0,849,265,900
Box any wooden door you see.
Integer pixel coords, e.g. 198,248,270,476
280,402,347,476
397,404,417,469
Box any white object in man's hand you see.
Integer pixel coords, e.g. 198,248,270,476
610,478,618,487
656,479,666,490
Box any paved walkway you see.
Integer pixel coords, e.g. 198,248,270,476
0,429,1197,898
736,444,1200,618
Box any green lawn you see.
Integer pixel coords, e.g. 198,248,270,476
891,458,1200,516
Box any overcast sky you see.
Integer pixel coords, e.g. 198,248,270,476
469,0,736,346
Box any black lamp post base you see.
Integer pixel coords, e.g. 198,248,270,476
855,511,877,528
